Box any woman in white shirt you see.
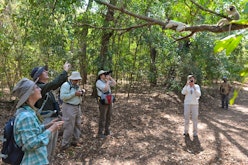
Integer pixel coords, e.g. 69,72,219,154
96,70,116,138
181,75,201,137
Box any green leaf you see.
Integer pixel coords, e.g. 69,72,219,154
230,89,238,105
226,35,243,55
230,19,248,25
214,38,232,53
243,3,248,14
214,35,243,55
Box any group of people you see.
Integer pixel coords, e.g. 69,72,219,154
181,75,232,138
12,62,116,164
12,61,231,164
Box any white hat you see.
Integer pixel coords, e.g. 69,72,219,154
12,78,36,108
187,75,194,79
69,71,82,80
98,70,108,76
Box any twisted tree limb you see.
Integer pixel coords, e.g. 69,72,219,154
94,0,248,41
94,0,248,33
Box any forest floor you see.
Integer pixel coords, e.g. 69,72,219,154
0,82,248,165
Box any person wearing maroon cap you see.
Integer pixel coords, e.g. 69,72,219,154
30,61,71,162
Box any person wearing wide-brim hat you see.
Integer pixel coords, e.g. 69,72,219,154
12,78,63,165
181,74,201,137
30,61,71,162
96,69,116,138
60,71,85,150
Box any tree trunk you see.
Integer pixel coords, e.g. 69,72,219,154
99,0,116,69
79,27,88,85
92,0,117,97
149,47,157,86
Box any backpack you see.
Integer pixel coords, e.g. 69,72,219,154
1,111,25,165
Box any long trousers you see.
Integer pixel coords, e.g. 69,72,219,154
98,103,112,134
61,103,81,146
184,104,199,135
221,94,229,109
43,117,58,162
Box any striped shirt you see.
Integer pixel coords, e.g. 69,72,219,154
14,105,51,165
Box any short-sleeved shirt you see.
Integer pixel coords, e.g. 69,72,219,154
14,105,51,165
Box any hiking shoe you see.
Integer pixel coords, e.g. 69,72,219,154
183,133,189,136
71,142,79,147
61,144,70,150
104,131,111,136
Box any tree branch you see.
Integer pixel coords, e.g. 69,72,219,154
94,0,248,34
78,22,156,31
189,0,228,19
173,32,196,42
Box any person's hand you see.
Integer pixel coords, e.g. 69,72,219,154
75,91,83,96
51,118,60,123
48,121,64,133
186,80,189,86
63,61,71,72
105,75,110,80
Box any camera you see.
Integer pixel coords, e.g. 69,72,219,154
104,70,112,75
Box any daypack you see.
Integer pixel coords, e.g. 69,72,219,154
0,109,25,165
100,93,115,105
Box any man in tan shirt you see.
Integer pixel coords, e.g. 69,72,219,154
220,77,232,110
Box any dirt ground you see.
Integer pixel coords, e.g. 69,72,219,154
0,83,247,165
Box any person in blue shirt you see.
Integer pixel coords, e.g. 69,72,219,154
60,71,84,150
12,78,64,165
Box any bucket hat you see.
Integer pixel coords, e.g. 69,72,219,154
69,71,82,80
12,78,36,108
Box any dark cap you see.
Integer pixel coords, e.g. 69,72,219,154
30,66,46,81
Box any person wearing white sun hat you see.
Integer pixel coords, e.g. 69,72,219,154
96,70,116,138
60,71,84,150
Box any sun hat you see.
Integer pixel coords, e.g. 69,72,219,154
30,66,46,81
98,70,108,76
187,74,194,79
69,71,82,80
12,78,36,108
